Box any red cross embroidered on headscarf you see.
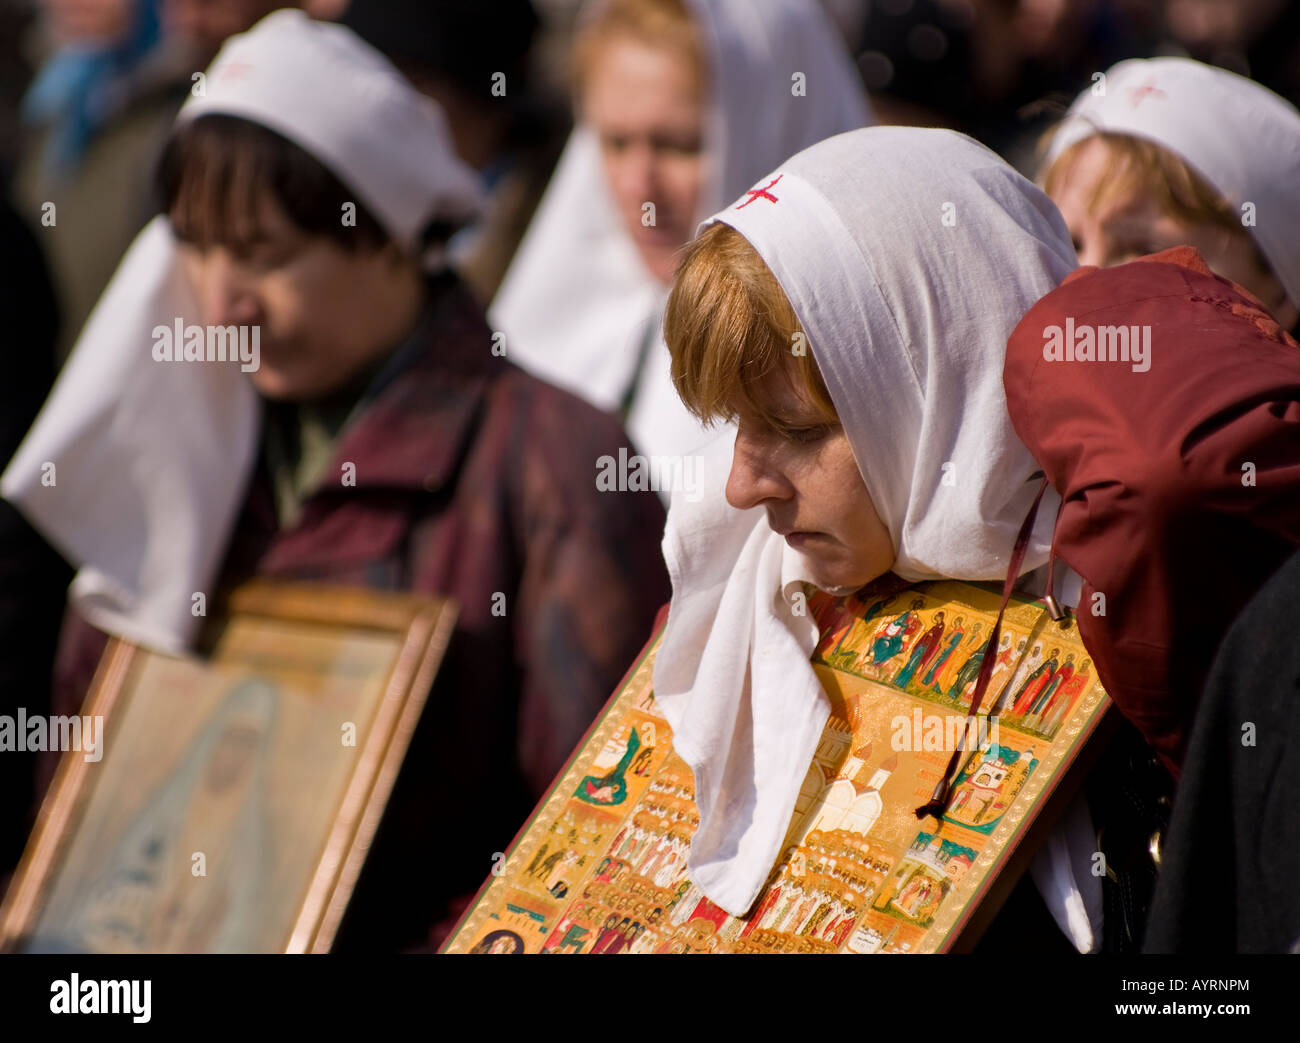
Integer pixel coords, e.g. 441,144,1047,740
736,174,784,209
1126,81,1167,108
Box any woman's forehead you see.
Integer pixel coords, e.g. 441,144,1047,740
170,173,301,251
732,360,830,421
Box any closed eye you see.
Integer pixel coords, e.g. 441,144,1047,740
781,424,833,444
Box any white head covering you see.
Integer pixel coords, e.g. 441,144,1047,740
1045,56,1300,310
0,9,482,654
489,0,871,461
179,9,482,265
652,126,1077,916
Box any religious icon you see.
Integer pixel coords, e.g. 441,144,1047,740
863,598,926,677
468,929,524,954
576,726,642,806
31,680,278,954
445,581,1110,953
0,581,455,953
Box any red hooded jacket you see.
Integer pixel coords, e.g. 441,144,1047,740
1004,247,1300,777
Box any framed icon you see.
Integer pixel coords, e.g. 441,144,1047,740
0,580,455,953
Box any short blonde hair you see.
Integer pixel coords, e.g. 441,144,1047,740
571,0,705,99
1041,129,1272,275
664,222,838,429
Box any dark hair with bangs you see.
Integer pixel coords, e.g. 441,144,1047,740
157,114,455,255
665,222,837,429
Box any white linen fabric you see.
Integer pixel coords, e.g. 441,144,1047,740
1029,776,1105,953
1015,559,1100,952
1046,56,1300,309
490,0,871,461
0,9,482,654
653,126,1079,923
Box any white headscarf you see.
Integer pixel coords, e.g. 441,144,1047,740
653,126,1077,916
1046,56,1300,310
489,0,871,461
0,9,482,654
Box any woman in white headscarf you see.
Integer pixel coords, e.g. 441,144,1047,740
2,9,673,951
490,0,871,463
2,7,482,654
652,125,1105,949
1039,56,1300,330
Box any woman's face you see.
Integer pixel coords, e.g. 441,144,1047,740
177,190,424,402
724,368,895,593
581,36,707,285
1049,136,1297,326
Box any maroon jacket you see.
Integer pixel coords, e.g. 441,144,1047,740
50,275,671,949
1004,247,1300,777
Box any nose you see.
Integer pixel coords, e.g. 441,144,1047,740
192,250,261,327
1075,235,1108,269
612,140,662,221
725,425,793,512
1071,222,1116,269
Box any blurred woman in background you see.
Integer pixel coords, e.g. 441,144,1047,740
1039,56,1300,331
491,0,871,464
3,10,670,951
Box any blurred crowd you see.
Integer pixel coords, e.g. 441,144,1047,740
5,0,1300,360
1,0,1299,955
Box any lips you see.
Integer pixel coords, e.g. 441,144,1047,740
637,225,685,245
772,524,820,542
769,514,806,538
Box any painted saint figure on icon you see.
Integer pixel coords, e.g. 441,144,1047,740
576,726,642,806
27,679,278,953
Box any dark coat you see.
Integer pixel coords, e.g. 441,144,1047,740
48,276,671,950
1144,544,1300,953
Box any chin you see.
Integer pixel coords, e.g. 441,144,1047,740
248,367,310,402
805,559,882,596
634,238,688,284
640,252,677,285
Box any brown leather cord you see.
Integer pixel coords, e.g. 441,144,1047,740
914,474,1052,821
1042,493,1070,624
